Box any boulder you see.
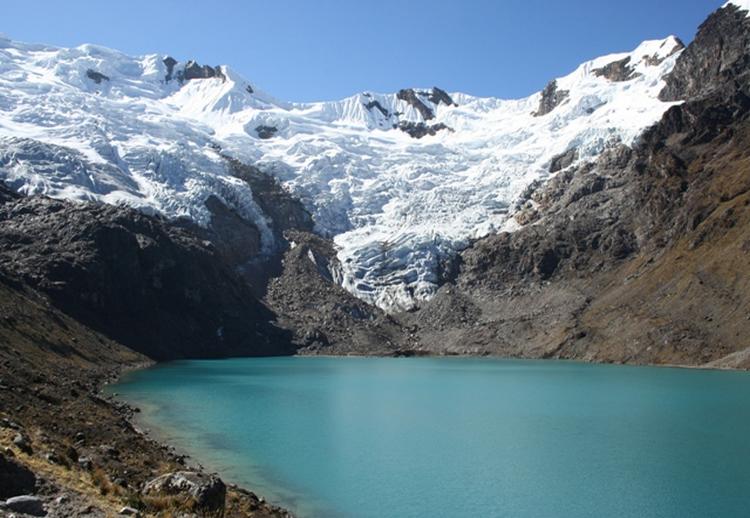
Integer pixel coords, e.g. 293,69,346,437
0,453,36,499
13,432,32,454
142,471,226,514
2,495,46,516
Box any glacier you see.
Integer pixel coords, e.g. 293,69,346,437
0,32,685,311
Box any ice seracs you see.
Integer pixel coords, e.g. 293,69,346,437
0,33,685,312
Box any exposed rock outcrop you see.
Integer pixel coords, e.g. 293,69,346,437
176,61,226,83
0,181,19,204
643,38,684,66
184,157,316,294
409,35,750,366
427,87,457,107
397,88,435,120
86,69,109,84
162,56,177,82
395,87,456,121
593,57,639,82
397,121,452,139
533,80,569,116
0,193,294,360
660,3,750,101
266,231,411,355
364,99,391,117
255,125,278,139
548,147,579,173
226,157,314,242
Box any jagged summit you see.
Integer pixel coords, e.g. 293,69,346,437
0,26,689,311
725,0,750,14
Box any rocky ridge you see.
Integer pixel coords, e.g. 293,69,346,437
0,29,682,312
405,3,750,367
0,194,294,361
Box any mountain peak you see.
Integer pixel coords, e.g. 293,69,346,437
0,31,687,311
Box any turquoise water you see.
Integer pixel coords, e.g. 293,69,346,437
111,357,750,518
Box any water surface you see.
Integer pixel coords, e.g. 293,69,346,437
112,357,750,517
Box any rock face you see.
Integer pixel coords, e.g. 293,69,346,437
397,121,452,139
408,23,750,366
593,56,638,82
395,87,456,121
0,193,294,360
643,38,684,66
533,80,569,116
0,453,36,499
660,3,750,101
162,56,177,82
177,60,226,82
397,88,436,120
221,157,314,291
365,99,391,117
427,87,456,107
156,156,315,296
142,471,226,515
227,158,314,242
548,147,579,173
266,231,411,355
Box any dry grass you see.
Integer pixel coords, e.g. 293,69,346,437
1,430,122,512
1,430,225,517
121,492,226,517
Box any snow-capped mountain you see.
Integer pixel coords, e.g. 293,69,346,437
0,27,690,311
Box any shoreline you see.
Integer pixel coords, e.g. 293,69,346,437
106,362,324,518
104,353,750,517
142,350,750,372
106,353,750,518
0,346,295,518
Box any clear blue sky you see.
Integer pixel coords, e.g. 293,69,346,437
2,0,726,101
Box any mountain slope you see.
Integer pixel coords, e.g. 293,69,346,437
0,31,685,311
0,185,296,360
408,2,750,367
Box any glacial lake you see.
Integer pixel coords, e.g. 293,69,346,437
112,357,750,518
